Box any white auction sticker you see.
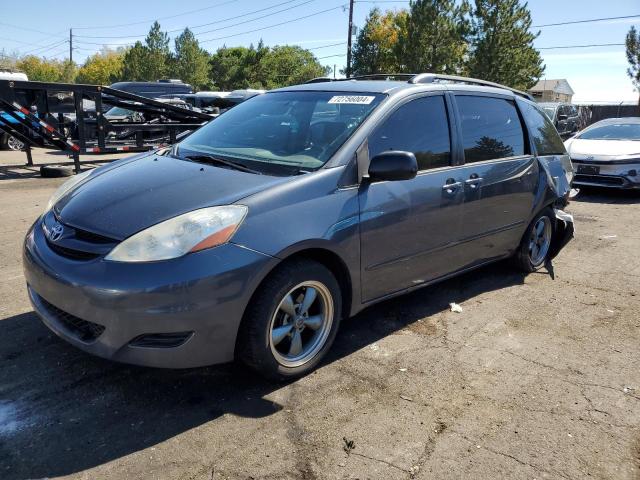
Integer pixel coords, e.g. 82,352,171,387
328,95,375,105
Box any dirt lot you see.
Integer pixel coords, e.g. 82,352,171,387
0,160,639,479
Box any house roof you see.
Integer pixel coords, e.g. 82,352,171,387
529,79,574,95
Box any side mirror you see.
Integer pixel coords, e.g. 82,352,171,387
557,113,568,121
367,151,418,182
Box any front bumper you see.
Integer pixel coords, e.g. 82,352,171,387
572,160,640,189
23,218,276,368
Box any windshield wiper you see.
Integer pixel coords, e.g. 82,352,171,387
184,154,262,174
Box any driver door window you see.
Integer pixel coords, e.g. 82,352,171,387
368,96,452,171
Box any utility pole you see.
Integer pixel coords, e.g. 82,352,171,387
346,0,354,78
69,28,73,63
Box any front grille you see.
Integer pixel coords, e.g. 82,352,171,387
43,214,118,261
37,293,105,342
574,174,625,186
74,228,117,244
47,242,101,260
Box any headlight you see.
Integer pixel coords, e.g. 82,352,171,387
45,169,93,212
104,205,248,262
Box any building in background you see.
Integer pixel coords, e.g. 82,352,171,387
528,79,574,103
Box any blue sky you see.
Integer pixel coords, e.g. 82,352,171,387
1,0,638,102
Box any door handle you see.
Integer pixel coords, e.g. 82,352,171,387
464,177,483,189
442,180,462,194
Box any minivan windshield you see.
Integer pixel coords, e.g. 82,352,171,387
177,91,385,172
577,123,640,141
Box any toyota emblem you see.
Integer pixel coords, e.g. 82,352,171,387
49,223,64,242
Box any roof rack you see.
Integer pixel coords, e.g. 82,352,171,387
304,72,534,100
409,73,533,100
350,73,415,81
304,74,415,84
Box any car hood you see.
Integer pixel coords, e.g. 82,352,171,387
565,138,640,160
55,154,289,240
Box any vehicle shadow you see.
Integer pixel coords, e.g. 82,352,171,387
572,186,640,204
0,261,529,479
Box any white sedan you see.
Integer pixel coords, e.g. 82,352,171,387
564,117,640,189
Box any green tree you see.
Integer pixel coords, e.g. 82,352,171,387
173,28,211,89
209,44,265,90
15,56,62,82
77,48,125,85
144,21,170,80
121,22,170,81
466,0,544,90
257,45,329,89
122,42,147,80
625,25,640,104
351,8,409,75
400,0,470,74
58,59,78,83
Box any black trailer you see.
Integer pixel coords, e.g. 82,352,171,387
0,79,212,173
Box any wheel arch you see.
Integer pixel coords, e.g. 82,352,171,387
234,243,355,358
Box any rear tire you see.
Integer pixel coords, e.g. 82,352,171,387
40,165,75,178
238,259,342,380
512,208,555,272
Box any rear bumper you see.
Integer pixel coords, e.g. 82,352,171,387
572,160,640,189
23,218,276,368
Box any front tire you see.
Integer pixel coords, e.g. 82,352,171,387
238,259,342,380
512,208,555,272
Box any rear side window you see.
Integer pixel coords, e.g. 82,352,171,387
518,101,566,156
457,96,526,163
368,96,451,171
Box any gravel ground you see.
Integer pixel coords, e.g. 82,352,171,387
0,169,638,480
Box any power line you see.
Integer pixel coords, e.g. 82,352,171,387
173,0,318,39
317,53,347,59
72,0,240,30
308,41,347,50
19,40,69,56
75,0,338,48
0,21,60,37
75,0,311,39
198,3,348,44
532,14,640,28
538,43,625,50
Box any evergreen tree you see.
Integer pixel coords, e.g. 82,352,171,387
400,0,470,74
467,0,544,90
122,42,148,81
625,26,640,105
174,28,211,89
144,21,171,80
351,8,409,75
121,22,170,81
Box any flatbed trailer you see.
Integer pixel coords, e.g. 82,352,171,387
0,79,212,172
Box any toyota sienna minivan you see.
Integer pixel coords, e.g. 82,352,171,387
23,74,574,379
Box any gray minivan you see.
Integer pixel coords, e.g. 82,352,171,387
23,74,574,379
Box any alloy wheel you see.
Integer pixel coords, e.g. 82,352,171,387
269,281,334,368
7,136,24,151
528,216,552,266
